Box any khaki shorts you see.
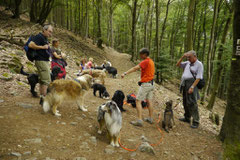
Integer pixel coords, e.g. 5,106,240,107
35,60,51,85
136,83,154,101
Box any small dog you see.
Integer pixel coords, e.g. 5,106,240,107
43,74,93,116
162,100,175,133
112,90,126,112
105,66,117,78
80,69,106,85
126,93,147,108
92,83,110,99
94,66,104,70
20,66,62,97
97,101,122,147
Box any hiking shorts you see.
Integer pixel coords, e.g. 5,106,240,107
136,83,154,101
35,60,51,85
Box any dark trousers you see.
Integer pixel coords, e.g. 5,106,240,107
182,79,200,124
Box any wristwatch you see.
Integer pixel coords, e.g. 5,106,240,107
190,86,194,89
124,72,127,75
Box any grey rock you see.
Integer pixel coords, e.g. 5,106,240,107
140,135,149,142
0,99,4,103
23,151,32,156
70,122,78,126
89,136,97,144
84,133,90,137
61,122,66,125
11,152,22,157
138,142,155,155
0,116,4,119
104,148,115,154
46,135,51,139
18,103,33,109
193,155,199,160
73,157,87,160
80,142,89,149
75,117,83,121
24,138,42,144
130,152,137,157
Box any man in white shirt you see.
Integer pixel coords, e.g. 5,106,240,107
176,50,203,128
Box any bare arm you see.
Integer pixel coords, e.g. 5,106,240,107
176,53,188,67
52,52,62,59
125,65,141,74
192,79,200,88
121,65,141,78
28,41,48,50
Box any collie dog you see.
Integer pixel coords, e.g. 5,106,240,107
97,101,122,147
80,69,106,85
43,74,93,116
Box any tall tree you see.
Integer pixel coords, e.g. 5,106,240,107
219,0,240,158
207,5,233,110
12,0,22,18
201,0,220,103
185,0,195,51
96,0,103,48
155,0,159,81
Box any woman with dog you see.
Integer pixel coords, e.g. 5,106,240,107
121,48,155,127
51,39,67,79
86,57,94,69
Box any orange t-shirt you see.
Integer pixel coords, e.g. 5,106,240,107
139,58,155,82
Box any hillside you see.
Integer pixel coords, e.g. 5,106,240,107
0,8,224,160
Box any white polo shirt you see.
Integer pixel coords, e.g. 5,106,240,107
180,60,203,81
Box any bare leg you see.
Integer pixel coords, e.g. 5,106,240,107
40,84,48,96
136,100,143,120
146,99,153,119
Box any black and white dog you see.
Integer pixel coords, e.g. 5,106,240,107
20,66,62,97
97,101,122,147
112,90,126,112
105,66,117,78
92,83,110,99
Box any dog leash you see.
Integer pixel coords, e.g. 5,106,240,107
118,113,164,151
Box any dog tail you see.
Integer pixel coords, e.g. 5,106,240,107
20,66,29,76
43,99,50,112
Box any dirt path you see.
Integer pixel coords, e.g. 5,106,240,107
0,46,223,160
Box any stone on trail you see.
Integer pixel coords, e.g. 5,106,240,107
73,157,87,160
104,145,115,154
0,99,4,103
89,136,97,145
70,122,78,126
138,142,155,155
130,152,137,157
23,151,32,156
24,138,42,144
0,116,4,119
140,135,150,143
46,157,55,160
18,103,33,109
11,152,22,157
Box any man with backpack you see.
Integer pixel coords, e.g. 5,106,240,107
28,24,53,105
176,50,204,129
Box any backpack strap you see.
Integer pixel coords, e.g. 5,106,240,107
189,65,196,80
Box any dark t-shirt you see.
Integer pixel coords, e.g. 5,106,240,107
32,33,50,61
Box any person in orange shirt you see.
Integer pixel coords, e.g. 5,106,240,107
121,48,155,127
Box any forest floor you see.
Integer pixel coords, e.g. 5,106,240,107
0,8,225,160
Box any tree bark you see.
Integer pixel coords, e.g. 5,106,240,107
131,0,138,61
155,0,159,82
219,0,240,157
185,0,195,52
207,9,232,110
201,0,220,103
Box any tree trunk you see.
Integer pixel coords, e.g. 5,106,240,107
85,0,88,39
12,0,22,18
207,10,232,110
155,0,159,82
131,0,138,61
201,0,220,104
143,0,151,47
109,0,114,47
219,0,240,157
185,0,195,51
96,0,103,48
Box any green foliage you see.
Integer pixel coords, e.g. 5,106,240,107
224,142,240,160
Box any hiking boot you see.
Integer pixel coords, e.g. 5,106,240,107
191,122,199,129
143,117,154,124
130,120,143,127
179,118,190,123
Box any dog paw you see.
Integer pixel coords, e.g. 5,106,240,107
110,142,115,147
97,130,102,134
56,110,60,113
115,143,119,147
79,107,88,112
55,112,61,117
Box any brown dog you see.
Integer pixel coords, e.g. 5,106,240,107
162,100,175,133
80,69,106,85
43,74,93,116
